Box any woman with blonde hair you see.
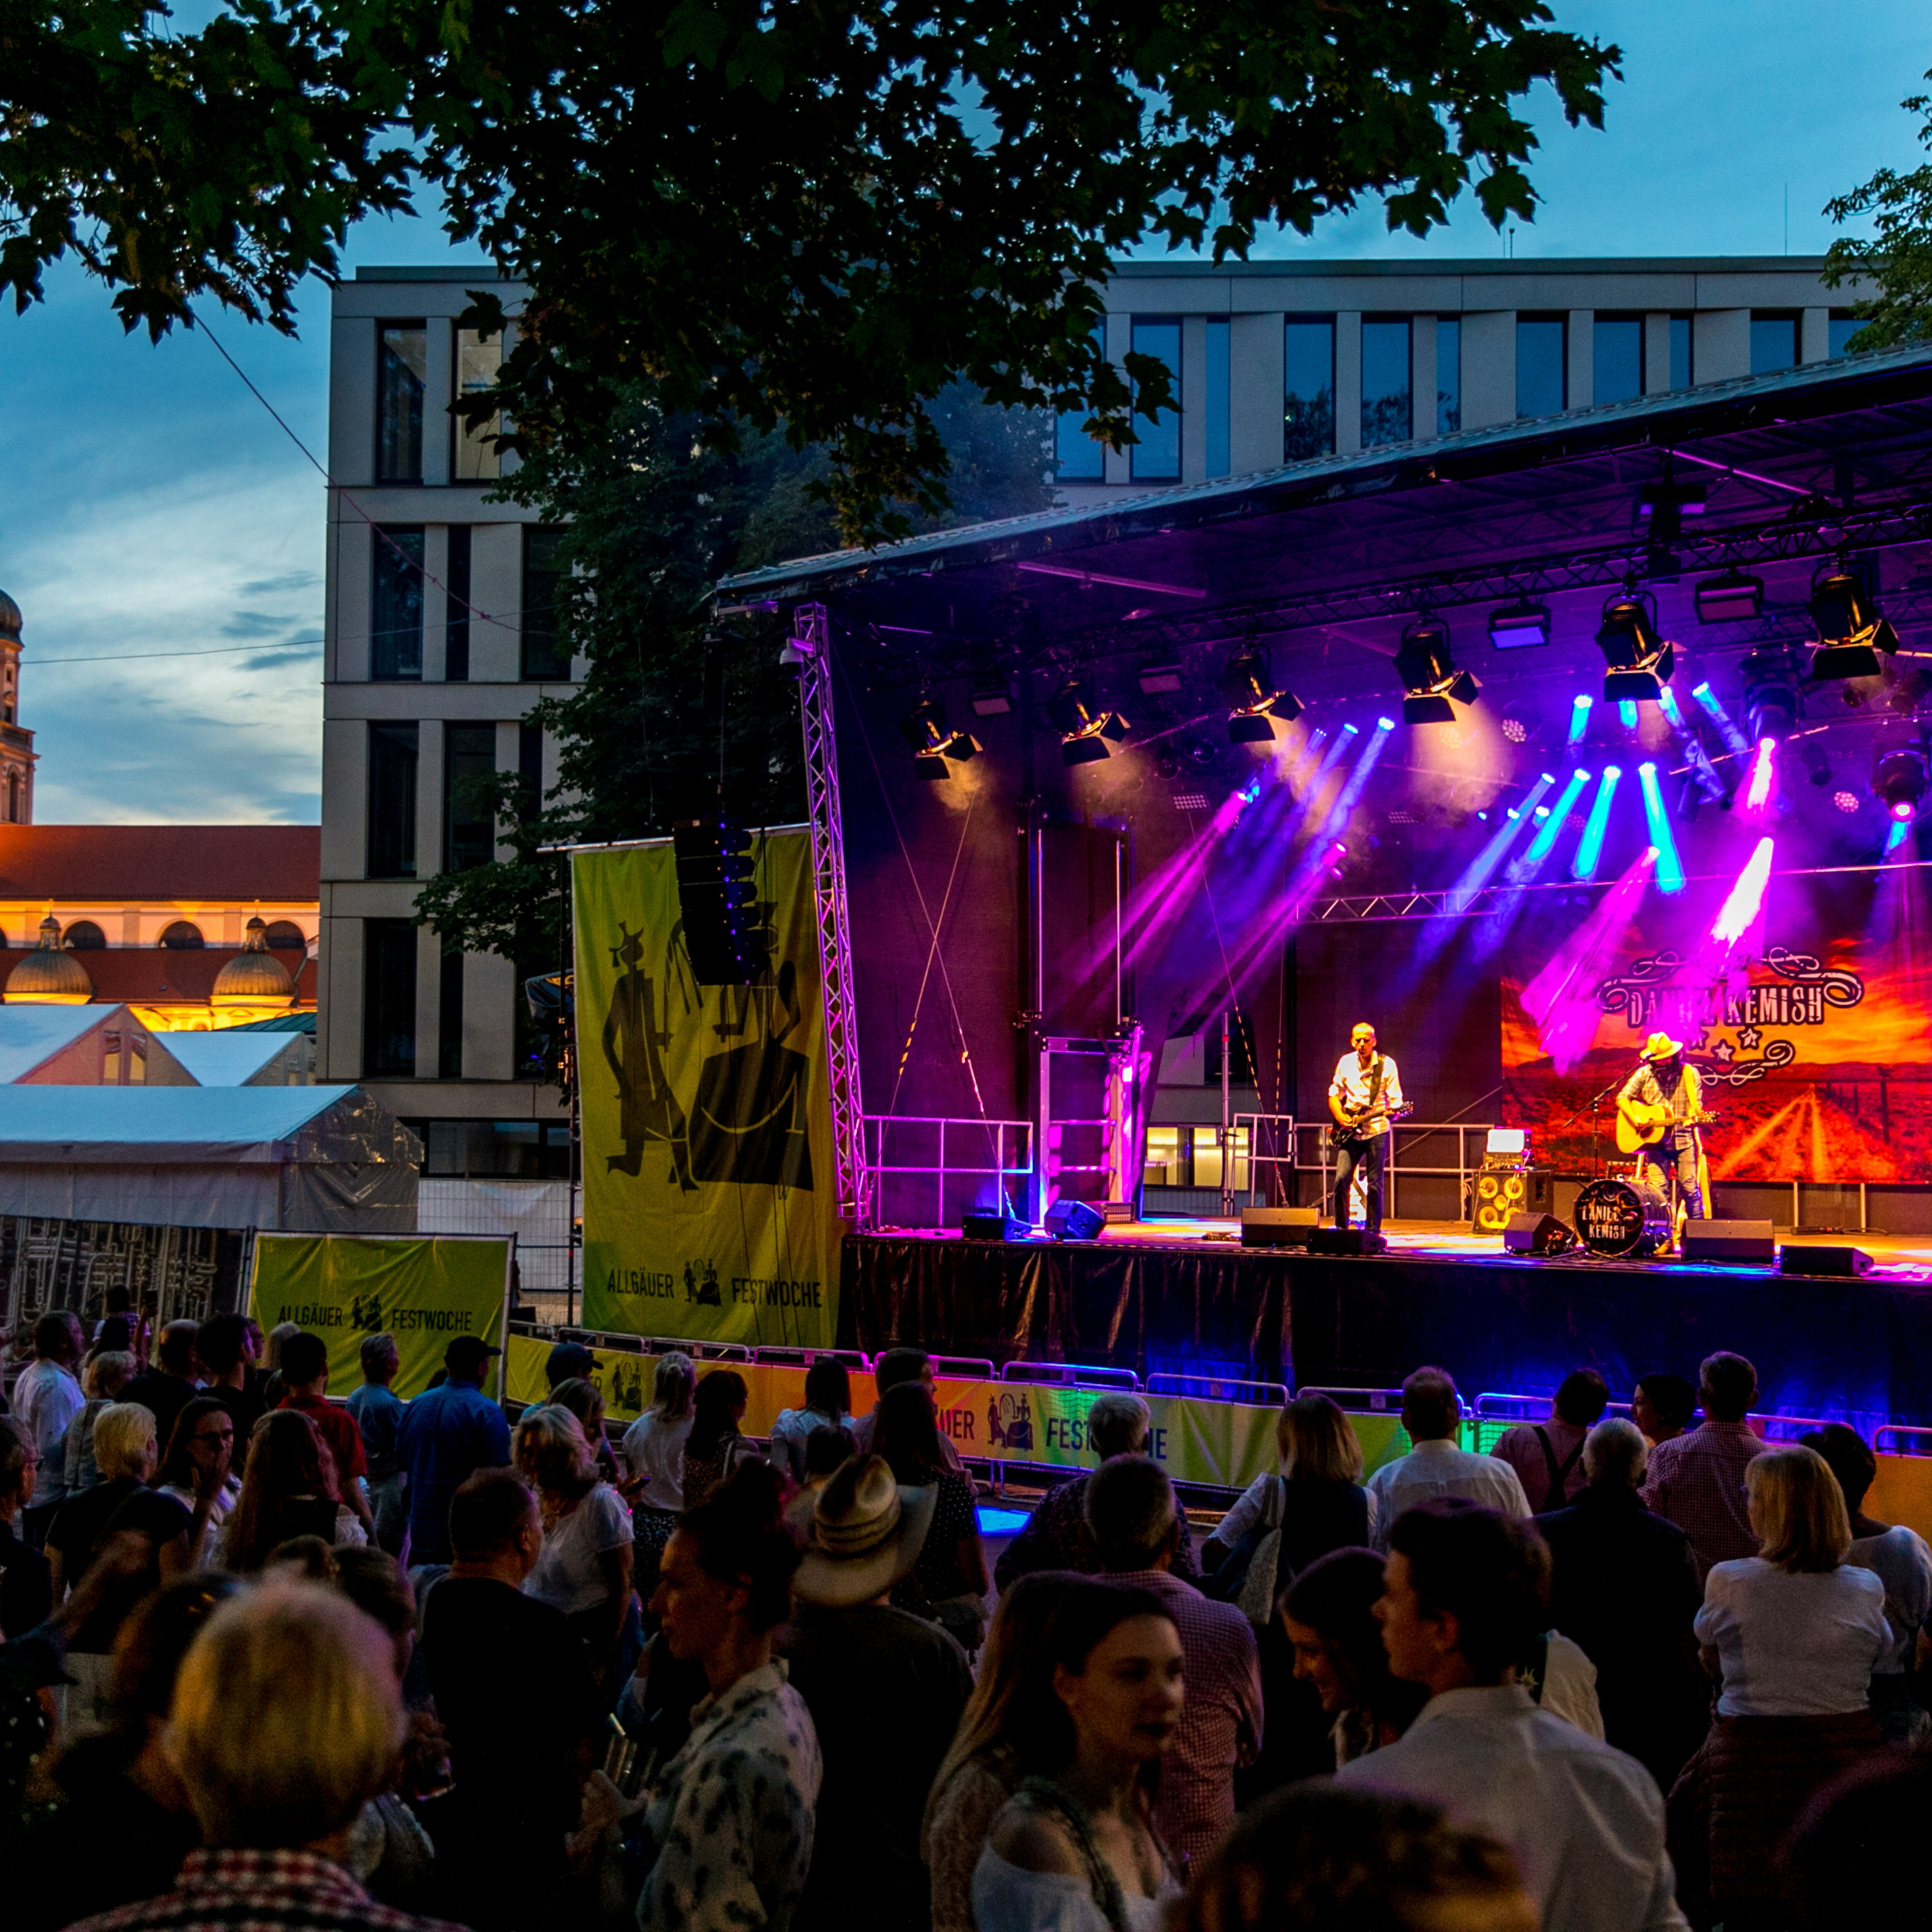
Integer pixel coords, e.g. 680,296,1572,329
226,1407,366,1573
620,1350,695,1598
1671,1443,1891,1926
64,1349,136,1495
513,1403,635,1684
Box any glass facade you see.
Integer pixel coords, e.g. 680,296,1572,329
438,950,465,1078
375,323,427,482
1205,320,1230,478
1516,317,1566,418
1751,312,1798,373
444,525,472,681
362,919,417,1078
443,723,496,873
1056,327,1106,481
1829,312,1865,357
1360,317,1412,448
1284,318,1336,461
414,1119,572,1178
1436,317,1461,434
371,527,425,680
1670,315,1692,390
366,722,419,879
1594,315,1644,404
521,528,572,680
452,327,502,480
518,720,545,822
1129,318,1181,481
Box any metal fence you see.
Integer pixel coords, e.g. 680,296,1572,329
1237,1114,1498,1220
417,1179,575,1319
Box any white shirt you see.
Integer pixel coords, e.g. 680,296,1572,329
1329,1051,1405,1136
1538,1631,1605,1739
972,1845,1178,1932
1848,1525,1932,1675
1365,1437,1531,1549
1337,1684,1688,1932
1205,1469,1381,1552
526,1482,633,1616
1694,1558,1890,1715
620,1410,693,1512
13,1358,83,1509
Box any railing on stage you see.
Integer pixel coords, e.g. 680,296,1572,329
1237,1114,1499,1220
861,1115,1035,1229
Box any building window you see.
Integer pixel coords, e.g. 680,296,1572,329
1190,1125,1250,1194
518,721,544,823
367,722,420,879
63,920,106,950
1143,1126,1184,1186
438,950,465,1077
1670,314,1693,390
5,773,20,822
1205,319,1230,479
443,723,498,873
1516,316,1566,419
371,527,426,681
1594,315,1644,404
1829,311,1865,358
264,921,306,950
375,323,428,483
415,1118,570,1178
159,920,204,949
1360,317,1412,448
1284,318,1336,461
1436,317,1462,434
522,528,572,680
1128,317,1181,481
452,327,503,481
444,525,472,681
1055,326,1106,482
1751,312,1798,374
362,920,417,1078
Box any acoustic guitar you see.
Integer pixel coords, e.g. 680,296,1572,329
1614,1097,1716,1155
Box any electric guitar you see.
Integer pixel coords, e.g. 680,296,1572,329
1614,1097,1717,1155
1323,1100,1413,1156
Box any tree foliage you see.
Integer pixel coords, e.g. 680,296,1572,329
1824,75,1932,349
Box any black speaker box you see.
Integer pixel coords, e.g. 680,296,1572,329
1306,1227,1386,1258
1502,1212,1578,1256
961,1211,1026,1242
1779,1244,1874,1278
1681,1219,1777,1264
1240,1207,1321,1249
1044,1199,1106,1241
1470,1167,1555,1234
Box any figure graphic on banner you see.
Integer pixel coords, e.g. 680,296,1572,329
689,953,815,1190
682,1259,722,1307
989,1392,1034,1452
608,1358,645,1414
348,1293,385,1332
601,924,697,1190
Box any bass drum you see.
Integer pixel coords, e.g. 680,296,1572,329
1573,1176,1673,1258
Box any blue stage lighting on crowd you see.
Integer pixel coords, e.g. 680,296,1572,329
1568,695,1592,746
1571,766,1623,881
1637,762,1686,893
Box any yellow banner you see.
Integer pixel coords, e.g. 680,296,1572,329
575,833,840,1348
251,1236,510,1399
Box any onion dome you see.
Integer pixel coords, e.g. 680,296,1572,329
6,915,92,1004
0,589,19,642
213,913,296,1007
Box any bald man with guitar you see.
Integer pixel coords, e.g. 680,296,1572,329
1617,1031,1716,1240
1327,1022,1412,1242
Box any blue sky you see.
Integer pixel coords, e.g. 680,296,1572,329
1,2,1928,823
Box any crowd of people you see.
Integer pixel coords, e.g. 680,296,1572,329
2,1309,1930,1932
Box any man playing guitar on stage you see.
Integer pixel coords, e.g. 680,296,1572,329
1328,1022,1406,1241
1617,1031,1712,1237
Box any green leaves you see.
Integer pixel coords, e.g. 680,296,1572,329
1824,84,1932,351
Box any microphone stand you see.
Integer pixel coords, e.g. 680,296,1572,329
1549,1076,1626,1182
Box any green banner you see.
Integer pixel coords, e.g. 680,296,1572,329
575,832,840,1347
251,1235,510,1399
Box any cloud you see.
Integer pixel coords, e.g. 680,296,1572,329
221,610,301,638
239,648,323,671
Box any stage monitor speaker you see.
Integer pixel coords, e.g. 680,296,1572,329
1044,1199,1105,1242
1681,1220,1777,1265
1779,1244,1874,1278
1240,1207,1321,1249
1471,1167,1554,1234
1307,1227,1386,1258
1502,1212,1578,1257
961,1211,1026,1242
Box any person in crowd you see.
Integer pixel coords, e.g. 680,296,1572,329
226,1407,367,1572
1177,1785,1540,1932
15,1571,243,1932
801,1424,856,1493
1338,1499,1687,1932
873,1379,990,1645
621,1350,696,1600
420,1467,606,1931
1086,1453,1263,1865
683,1368,760,1508
853,1347,967,1472
257,1318,302,1411
14,1308,84,1546
92,1286,134,1348
1535,1417,1708,1792
348,1331,409,1555
396,1335,510,1565
1489,1369,1611,1512
785,1453,974,1932
63,1347,135,1496
1281,1546,1429,1767
64,1582,467,1932
124,1318,202,1449
277,1331,377,1538
924,1571,1080,1932
0,1416,53,1636
996,1391,1200,1589
1641,1350,1765,1578
1670,1444,1889,1928
546,1339,597,1390
1783,1744,1932,1932
1799,1420,1932,1744
1366,1368,1530,1545
973,1579,1185,1932
547,1372,621,1484
155,1396,242,1566
1632,1373,1698,1447
195,1311,267,1442
628,1461,822,1932
768,1355,855,1482
512,1402,635,1685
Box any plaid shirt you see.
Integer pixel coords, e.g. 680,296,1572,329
1640,1419,1766,1578
992,1471,1199,1590
65,1847,464,1932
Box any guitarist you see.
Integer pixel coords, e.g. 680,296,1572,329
1328,1021,1405,1240
1617,1031,1708,1225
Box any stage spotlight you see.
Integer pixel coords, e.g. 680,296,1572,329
1595,594,1676,703
1874,744,1929,818
1567,695,1593,746
1635,479,1707,539
1694,572,1765,623
1136,656,1184,695
1741,650,1801,743
1394,618,1480,725
898,698,981,779
1049,678,1131,766
1800,740,1832,789
1833,788,1862,815
1489,601,1552,649
1809,565,1901,682
970,674,1015,717
1499,698,1539,745
1220,647,1304,743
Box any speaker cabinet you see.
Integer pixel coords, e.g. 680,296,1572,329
1471,1167,1554,1234
1240,1207,1321,1249
1044,1199,1106,1241
961,1211,1026,1242
1681,1219,1777,1264
1502,1211,1579,1256
1307,1227,1386,1257
1779,1244,1874,1277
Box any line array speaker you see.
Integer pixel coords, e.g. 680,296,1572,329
672,816,760,984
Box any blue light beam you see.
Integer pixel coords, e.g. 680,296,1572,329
1567,696,1593,746
1571,766,1623,881
1691,681,1753,760
1637,762,1686,893
1510,770,1591,883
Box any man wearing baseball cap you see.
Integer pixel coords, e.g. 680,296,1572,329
396,1333,510,1564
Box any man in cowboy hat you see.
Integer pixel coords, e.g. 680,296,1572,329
1618,1032,1711,1237
781,1456,972,1932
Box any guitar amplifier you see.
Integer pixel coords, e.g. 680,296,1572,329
1470,1167,1555,1235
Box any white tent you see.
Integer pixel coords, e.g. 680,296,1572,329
0,1006,193,1085
0,1085,419,1231
161,1030,314,1087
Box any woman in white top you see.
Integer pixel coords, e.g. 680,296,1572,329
156,1395,243,1564
972,1579,1184,1932
767,1357,854,1482
621,1352,695,1599
513,1404,634,1687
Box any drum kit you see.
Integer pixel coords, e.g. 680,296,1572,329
1571,1171,1675,1258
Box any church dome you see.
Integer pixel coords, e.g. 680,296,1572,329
6,916,92,1004
0,590,19,642
213,914,296,1006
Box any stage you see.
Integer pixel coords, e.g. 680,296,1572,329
840,1219,1932,1432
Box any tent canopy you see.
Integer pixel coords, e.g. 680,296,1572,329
161,1031,311,1087
0,1008,118,1084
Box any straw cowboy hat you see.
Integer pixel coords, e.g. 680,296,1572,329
790,1455,938,1609
1639,1031,1686,1061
